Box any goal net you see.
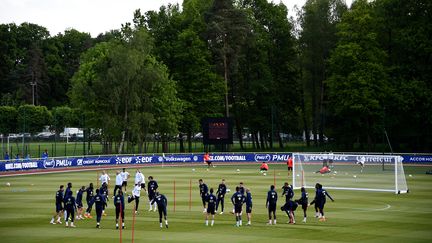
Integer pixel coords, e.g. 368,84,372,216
292,153,408,194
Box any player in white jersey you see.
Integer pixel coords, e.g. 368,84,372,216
128,184,142,214
356,156,366,173
114,171,123,196
99,170,111,186
120,168,130,192
135,169,146,190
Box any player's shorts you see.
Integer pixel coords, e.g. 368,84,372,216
260,168,268,171
234,204,243,214
288,166,293,171
268,203,276,212
301,203,308,210
207,206,216,215
206,161,211,165
158,206,167,216
56,203,63,213
246,205,252,213
140,183,145,189
148,193,155,201
76,201,83,209
122,181,128,187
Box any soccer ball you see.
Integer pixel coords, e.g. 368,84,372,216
236,169,240,172
353,175,357,178
409,174,412,177
263,173,267,176
192,168,196,172
6,182,10,187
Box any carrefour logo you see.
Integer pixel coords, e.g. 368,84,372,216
255,154,271,162
44,159,55,168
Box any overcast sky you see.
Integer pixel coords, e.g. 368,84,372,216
0,0,352,37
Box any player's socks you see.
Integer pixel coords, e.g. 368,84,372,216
211,220,214,226
267,219,272,225
50,218,55,224
116,223,119,229
205,220,208,226
65,222,69,227
96,223,100,228
247,220,251,225
273,219,277,225
165,220,168,228
303,217,307,223
160,223,163,228
70,222,76,227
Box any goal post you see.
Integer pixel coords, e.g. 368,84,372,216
292,153,408,194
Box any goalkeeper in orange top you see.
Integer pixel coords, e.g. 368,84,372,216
260,162,269,175
204,152,213,169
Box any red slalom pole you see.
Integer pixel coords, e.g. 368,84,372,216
96,171,99,188
173,180,176,213
273,169,276,187
119,202,123,243
189,179,192,211
131,203,136,243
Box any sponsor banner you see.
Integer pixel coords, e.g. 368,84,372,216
0,153,292,172
402,155,432,164
296,154,399,164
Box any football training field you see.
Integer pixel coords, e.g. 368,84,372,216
0,164,431,243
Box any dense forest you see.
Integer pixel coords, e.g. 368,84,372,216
0,0,431,153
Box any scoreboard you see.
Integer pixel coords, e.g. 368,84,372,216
202,117,233,145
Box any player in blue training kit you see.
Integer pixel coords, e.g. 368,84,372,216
75,186,85,220
90,189,107,228
231,186,245,227
245,188,253,225
84,183,94,218
216,179,227,214
114,190,125,229
147,176,158,211
282,182,294,202
100,182,109,216
150,191,169,228
281,199,298,224
63,182,72,221
309,183,334,222
198,179,209,213
266,185,278,225
51,185,64,224
205,188,217,226
64,190,77,227
295,187,309,223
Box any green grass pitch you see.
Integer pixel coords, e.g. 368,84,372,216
0,164,431,243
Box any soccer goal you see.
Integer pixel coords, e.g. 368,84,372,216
292,153,408,194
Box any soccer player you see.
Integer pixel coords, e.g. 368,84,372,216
245,188,253,226
64,190,77,227
150,191,168,228
205,188,217,226
260,162,269,175
147,176,158,211
100,182,109,216
114,171,123,196
216,179,227,214
282,182,294,202
231,186,245,227
203,152,212,169
287,156,293,175
99,170,111,186
316,165,331,174
114,190,125,229
63,182,72,221
309,183,334,222
295,187,309,223
50,185,64,224
128,184,141,214
84,183,94,219
90,188,107,228
357,156,366,173
75,186,85,220
135,169,146,190
198,179,209,213
121,168,130,192
266,185,278,225
281,200,298,224
4,151,10,161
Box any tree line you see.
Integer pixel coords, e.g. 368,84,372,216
0,0,430,153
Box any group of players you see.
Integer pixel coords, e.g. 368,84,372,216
51,164,334,229
51,168,169,229
197,178,334,227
